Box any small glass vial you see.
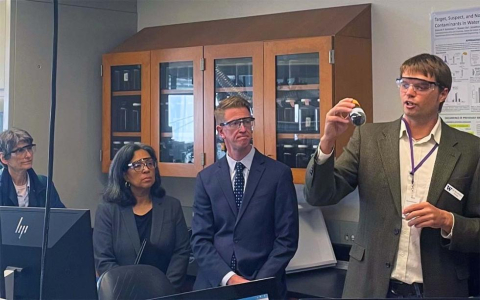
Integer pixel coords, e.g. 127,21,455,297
350,99,366,126
296,144,309,168
276,98,284,132
299,99,317,132
283,144,295,168
284,99,299,132
112,141,122,158
132,103,141,132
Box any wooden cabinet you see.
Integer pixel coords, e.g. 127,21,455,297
263,36,373,183
203,42,265,167
102,4,373,183
150,46,204,177
264,37,333,183
102,51,151,173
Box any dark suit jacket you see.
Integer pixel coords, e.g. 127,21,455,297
93,196,190,290
305,118,480,298
0,168,65,208
191,150,299,298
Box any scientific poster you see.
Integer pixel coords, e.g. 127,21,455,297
431,7,480,136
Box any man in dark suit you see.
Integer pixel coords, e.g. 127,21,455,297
305,53,480,298
191,96,299,298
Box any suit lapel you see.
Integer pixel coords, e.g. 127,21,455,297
8,181,19,206
120,205,141,255
149,197,165,245
237,151,266,224
216,157,238,218
427,121,460,207
28,174,40,207
377,120,402,217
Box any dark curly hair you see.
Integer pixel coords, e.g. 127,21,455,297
103,143,165,206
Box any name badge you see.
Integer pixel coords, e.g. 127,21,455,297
445,184,464,201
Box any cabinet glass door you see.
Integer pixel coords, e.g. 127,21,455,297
110,64,142,158
275,53,320,169
264,37,333,183
204,42,264,166
151,47,203,177
159,61,194,164
102,52,150,173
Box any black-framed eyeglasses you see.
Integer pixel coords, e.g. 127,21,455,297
219,117,255,130
9,144,36,157
396,77,444,93
127,158,157,172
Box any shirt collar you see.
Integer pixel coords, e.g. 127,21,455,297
12,172,31,189
226,146,255,173
399,115,442,144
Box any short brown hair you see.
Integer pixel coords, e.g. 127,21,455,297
214,96,252,124
400,54,452,91
0,128,34,161
400,53,451,112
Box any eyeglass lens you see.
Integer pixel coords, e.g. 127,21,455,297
131,159,156,171
227,118,254,129
397,79,434,92
12,145,36,156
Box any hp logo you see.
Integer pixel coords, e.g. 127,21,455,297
15,217,28,239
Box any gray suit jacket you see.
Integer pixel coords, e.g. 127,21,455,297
93,196,190,290
305,118,480,298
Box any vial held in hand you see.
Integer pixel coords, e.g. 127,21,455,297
349,99,366,126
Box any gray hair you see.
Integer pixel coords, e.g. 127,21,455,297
0,128,34,160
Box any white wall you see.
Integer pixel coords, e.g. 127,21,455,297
137,0,480,222
0,0,5,118
8,0,137,218
138,0,479,123
0,0,5,90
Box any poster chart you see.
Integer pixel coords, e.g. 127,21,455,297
431,7,480,136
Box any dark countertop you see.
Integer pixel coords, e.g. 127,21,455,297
187,255,347,298
287,267,346,299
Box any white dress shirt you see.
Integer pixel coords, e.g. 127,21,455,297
390,116,441,284
221,146,255,286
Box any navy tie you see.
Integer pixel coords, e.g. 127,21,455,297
231,162,245,271
233,162,245,210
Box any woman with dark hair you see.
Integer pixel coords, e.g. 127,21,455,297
93,143,190,290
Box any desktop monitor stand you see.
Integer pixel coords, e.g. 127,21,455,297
4,267,22,300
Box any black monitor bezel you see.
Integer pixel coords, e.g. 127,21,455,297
152,277,281,300
0,206,97,299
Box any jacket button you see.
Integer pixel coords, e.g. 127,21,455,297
394,228,400,235
234,239,238,243
386,262,391,268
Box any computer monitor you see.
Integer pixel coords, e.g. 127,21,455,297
0,207,97,299
154,277,281,300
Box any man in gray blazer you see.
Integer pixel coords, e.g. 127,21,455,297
305,53,480,298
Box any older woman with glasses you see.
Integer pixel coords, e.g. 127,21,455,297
93,143,190,291
0,128,65,208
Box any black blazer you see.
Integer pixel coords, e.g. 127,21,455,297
0,168,65,208
93,196,190,290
